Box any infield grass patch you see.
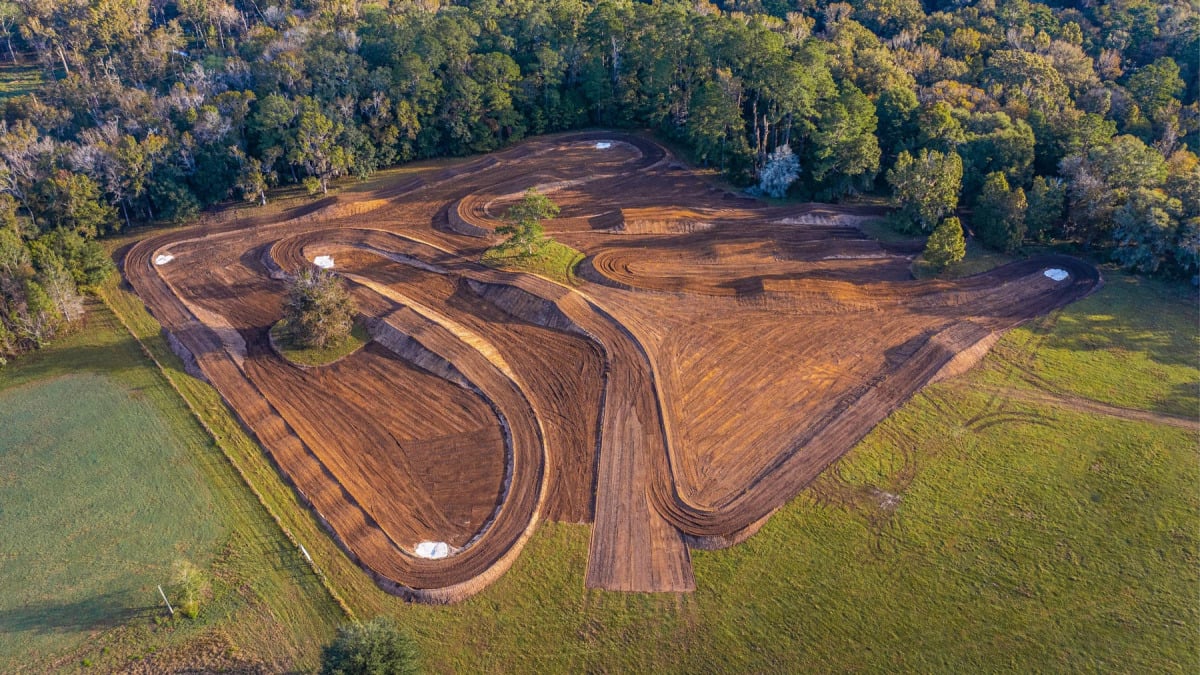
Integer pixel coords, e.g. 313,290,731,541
482,240,585,286
270,319,369,367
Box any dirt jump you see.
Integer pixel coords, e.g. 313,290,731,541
124,132,1100,602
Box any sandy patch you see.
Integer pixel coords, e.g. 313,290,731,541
154,253,175,265
313,255,335,269
1043,268,1069,281
415,541,450,559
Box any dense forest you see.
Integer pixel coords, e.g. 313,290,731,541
0,0,1197,363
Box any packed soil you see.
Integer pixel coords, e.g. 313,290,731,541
124,132,1100,600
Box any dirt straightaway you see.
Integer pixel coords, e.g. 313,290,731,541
124,131,1100,600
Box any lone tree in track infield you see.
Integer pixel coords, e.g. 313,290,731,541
283,267,355,349
497,188,560,255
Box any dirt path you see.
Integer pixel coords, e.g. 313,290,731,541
950,383,1200,432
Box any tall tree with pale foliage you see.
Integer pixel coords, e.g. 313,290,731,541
756,145,801,198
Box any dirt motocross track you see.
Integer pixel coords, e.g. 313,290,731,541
125,132,1099,601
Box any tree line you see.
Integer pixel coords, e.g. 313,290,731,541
0,0,1196,362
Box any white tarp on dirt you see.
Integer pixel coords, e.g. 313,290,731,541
1043,268,1069,281
313,255,335,269
154,254,175,265
414,541,450,559
595,141,613,149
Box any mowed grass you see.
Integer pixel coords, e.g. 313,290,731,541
975,271,1199,418
482,239,585,286
0,373,221,667
0,298,343,672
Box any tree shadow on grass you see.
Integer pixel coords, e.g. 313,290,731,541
0,591,160,636
1155,381,1200,420
1040,275,1200,370
0,338,147,392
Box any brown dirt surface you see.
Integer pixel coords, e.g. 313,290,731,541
124,131,1100,600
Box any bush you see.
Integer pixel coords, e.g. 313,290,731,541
321,617,419,675
924,217,967,269
171,559,208,621
304,176,324,196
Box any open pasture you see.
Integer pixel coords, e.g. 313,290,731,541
124,132,1100,600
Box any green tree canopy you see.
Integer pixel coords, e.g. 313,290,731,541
1112,188,1183,275
496,188,560,255
974,172,1028,253
320,617,419,675
923,216,967,270
1025,176,1067,242
31,171,117,238
887,148,963,234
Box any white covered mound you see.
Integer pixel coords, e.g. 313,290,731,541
1043,268,1069,281
313,255,335,269
154,253,175,265
595,141,613,149
414,541,450,559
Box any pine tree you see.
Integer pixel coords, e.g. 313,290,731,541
974,172,1027,253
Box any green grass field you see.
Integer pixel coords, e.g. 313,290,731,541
975,273,1199,418
0,372,223,667
0,299,343,672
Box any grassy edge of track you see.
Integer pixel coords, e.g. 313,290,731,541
96,278,361,629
